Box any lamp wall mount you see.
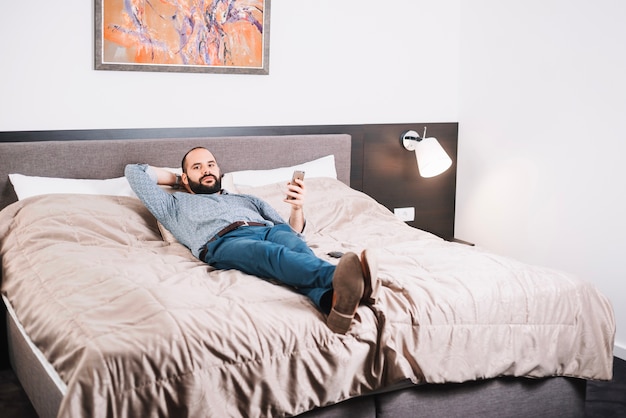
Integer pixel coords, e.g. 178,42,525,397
401,128,428,151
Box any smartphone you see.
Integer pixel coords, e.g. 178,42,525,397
288,170,305,199
291,170,305,184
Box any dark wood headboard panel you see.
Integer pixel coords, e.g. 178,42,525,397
0,123,458,239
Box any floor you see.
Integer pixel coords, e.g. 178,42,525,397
0,357,624,417
585,356,626,417
0,367,37,418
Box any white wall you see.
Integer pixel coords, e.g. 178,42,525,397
1,1,623,359
457,0,626,359
0,1,459,130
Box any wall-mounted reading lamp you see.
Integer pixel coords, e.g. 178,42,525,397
401,128,452,178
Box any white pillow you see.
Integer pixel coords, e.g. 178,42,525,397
221,173,238,192
229,155,337,187
9,173,137,201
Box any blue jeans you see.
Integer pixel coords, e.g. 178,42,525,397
202,224,335,312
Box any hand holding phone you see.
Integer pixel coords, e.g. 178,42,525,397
287,170,305,200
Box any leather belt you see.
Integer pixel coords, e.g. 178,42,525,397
199,221,266,260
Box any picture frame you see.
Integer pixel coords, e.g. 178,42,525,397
94,0,270,75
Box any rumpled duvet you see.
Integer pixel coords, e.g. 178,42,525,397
0,178,615,418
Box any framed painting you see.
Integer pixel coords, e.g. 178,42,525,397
95,0,270,75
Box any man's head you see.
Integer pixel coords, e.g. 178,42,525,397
181,147,222,194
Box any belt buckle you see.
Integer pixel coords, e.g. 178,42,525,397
242,221,249,227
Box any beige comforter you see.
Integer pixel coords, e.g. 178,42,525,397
0,178,615,417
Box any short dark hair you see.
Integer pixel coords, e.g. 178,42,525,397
181,147,209,173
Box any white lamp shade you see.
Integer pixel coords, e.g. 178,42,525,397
414,137,452,178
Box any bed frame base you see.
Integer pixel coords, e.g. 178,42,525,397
300,376,586,418
6,300,63,418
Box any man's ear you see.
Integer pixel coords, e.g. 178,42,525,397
180,173,193,193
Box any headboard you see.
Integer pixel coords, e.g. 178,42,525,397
0,134,352,210
0,122,458,239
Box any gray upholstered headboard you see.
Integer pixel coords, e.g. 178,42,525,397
0,134,351,210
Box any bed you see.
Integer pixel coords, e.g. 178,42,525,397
0,133,615,418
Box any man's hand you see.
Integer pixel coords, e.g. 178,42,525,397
285,177,306,233
150,166,179,187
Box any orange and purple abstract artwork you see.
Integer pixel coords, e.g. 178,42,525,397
99,0,267,73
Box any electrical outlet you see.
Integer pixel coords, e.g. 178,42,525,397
394,207,415,222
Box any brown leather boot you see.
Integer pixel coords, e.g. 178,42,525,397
327,252,364,334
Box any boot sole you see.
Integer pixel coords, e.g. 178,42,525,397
361,249,380,305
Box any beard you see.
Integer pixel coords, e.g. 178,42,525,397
187,173,222,194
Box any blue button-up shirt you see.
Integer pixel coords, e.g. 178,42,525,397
125,164,287,258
